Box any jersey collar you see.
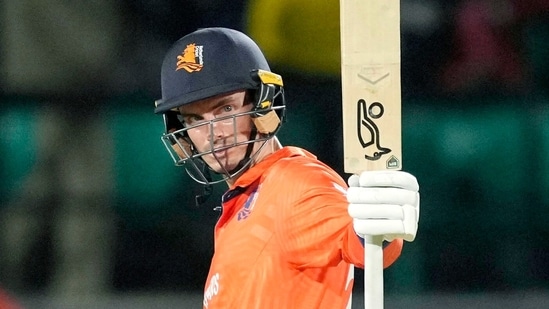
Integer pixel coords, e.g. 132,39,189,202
230,146,316,190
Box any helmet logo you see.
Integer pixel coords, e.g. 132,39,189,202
176,43,204,73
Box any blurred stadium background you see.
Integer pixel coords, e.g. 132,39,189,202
1,0,548,308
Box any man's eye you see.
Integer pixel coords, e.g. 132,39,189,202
182,115,202,125
223,105,233,112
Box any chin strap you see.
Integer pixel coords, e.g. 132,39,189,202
197,127,258,209
195,183,213,207
226,127,258,176
195,168,213,207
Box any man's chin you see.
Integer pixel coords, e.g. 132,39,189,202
207,162,240,175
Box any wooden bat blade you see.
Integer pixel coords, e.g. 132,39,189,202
340,0,402,174
340,1,402,309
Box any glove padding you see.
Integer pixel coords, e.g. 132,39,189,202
347,171,420,242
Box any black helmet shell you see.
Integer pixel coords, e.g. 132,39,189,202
155,27,271,113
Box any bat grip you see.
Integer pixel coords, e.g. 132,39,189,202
364,235,384,309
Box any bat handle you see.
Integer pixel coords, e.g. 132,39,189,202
364,235,384,309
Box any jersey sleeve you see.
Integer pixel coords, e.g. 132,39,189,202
267,157,402,269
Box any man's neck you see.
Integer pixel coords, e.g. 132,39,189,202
225,136,283,187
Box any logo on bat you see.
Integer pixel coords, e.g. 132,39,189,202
357,99,391,160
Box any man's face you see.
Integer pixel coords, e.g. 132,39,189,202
177,90,254,174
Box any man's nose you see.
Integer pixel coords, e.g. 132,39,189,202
208,116,230,138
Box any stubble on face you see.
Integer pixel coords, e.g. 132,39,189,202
180,90,255,174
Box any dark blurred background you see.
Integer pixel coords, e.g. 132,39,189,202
0,0,548,308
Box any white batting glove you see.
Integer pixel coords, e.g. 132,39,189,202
347,171,420,242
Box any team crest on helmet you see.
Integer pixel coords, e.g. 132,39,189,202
176,43,204,73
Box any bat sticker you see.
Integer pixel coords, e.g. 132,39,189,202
357,99,391,161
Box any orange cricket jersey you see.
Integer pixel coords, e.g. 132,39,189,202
202,147,403,309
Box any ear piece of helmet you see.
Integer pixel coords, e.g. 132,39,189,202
162,110,195,161
170,137,193,161
163,110,184,141
251,69,284,135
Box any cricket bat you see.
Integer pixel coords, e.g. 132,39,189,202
339,0,402,308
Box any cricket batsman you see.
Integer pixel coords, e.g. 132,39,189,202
154,27,420,309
